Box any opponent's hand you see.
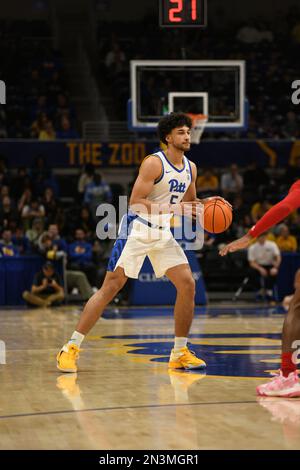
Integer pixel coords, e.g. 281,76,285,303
219,233,252,256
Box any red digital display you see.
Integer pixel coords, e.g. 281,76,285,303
159,0,207,28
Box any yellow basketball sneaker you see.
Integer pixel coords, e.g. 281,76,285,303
168,347,206,370
56,343,81,373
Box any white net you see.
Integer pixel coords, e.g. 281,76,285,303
188,114,208,144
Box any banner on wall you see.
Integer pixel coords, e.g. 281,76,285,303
0,140,300,168
130,251,207,306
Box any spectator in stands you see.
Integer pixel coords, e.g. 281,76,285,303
66,270,93,300
12,168,32,200
56,116,79,139
196,169,219,196
47,223,68,253
30,112,49,139
31,155,59,197
276,224,298,252
21,199,45,230
0,185,10,199
0,229,19,257
18,188,33,214
26,217,45,247
79,206,95,240
55,93,76,123
68,228,99,287
42,187,58,223
22,261,64,308
84,173,112,214
248,233,281,301
39,120,56,140
251,199,273,223
47,71,66,101
38,233,65,263
12,227,31,255
30,95,49,122
220,164,243,200
0,196,18,230
78,164,95,199
105,42,126,77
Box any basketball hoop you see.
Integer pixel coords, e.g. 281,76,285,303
187,113,208,144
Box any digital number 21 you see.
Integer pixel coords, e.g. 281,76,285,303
169,0,197,22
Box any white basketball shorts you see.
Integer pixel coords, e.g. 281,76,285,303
107,213,188,279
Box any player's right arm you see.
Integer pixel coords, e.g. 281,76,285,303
219,181,300,256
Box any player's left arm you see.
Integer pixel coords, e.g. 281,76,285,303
181,161,197,202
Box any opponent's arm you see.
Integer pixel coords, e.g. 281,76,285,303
219,183,300,256
249,186,300,238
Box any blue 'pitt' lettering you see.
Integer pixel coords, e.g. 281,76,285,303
168,179,186,193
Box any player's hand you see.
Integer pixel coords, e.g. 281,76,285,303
219,233,252,256
179,202,204,220
270,267,278,276
200,196,232,210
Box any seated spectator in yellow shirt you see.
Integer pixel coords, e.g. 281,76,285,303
276,224,297,252
251,199,273,223
196,169,219,196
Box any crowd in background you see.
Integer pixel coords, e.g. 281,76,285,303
0,20,79,140
0,10,300,140
98,6,300,138
0,157,113,290
196,159,300,252
1,155,300,263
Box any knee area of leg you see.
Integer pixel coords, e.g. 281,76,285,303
181,278,196,295
108,277,125,293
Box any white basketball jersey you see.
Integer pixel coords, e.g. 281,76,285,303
138,150,193,228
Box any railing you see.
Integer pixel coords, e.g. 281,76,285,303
82,121,139,141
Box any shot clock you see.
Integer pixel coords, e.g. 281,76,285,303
159,0,207,28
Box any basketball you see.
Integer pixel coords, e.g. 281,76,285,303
204,199,232,234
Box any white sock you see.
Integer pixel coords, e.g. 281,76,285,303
68,331,85,348
173,337,188,353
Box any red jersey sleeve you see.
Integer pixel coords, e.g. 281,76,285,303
249,181,300,238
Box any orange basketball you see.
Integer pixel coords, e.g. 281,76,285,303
203,199,232,234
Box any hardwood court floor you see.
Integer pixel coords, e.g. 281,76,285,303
0,304,299,450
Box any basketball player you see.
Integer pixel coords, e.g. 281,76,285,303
219,180,300,397
57,112,230,373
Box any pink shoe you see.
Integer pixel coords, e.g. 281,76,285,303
257,371,300,397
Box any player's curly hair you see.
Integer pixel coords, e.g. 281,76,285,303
157,112,192,145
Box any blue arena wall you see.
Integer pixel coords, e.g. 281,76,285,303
1,139,300,168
